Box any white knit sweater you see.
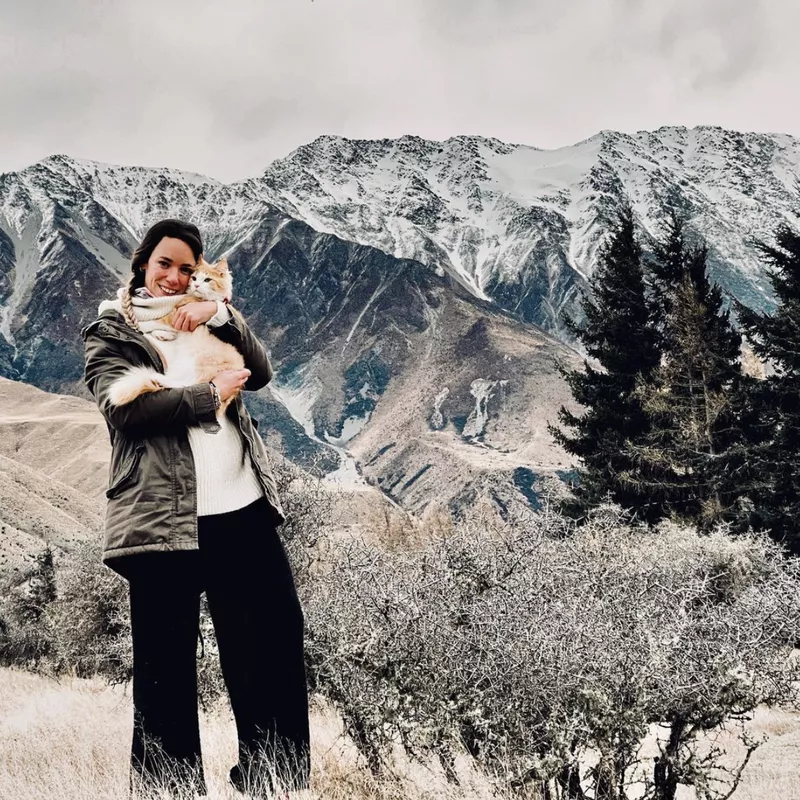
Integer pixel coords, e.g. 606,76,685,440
97,287,264,516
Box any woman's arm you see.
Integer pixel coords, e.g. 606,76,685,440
83,331,218,436
206,304,274,390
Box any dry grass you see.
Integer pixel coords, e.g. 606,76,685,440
0,667,507,800
605,706,800,800
688,706,800,800
4,665,800,800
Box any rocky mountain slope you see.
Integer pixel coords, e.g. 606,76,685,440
1,125,794,517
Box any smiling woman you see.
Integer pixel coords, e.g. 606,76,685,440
124,232,221,334
81,218,310,798
143,237,196,297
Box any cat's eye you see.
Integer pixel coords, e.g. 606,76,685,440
204,277,211,282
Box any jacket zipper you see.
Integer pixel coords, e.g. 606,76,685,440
234,397,269,494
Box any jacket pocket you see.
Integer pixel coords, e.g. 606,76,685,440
106,443,144,499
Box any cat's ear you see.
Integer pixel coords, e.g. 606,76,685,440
217,257,230,273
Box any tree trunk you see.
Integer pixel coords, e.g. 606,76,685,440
654,720,684,800
557,762,586,799
595,756,618,800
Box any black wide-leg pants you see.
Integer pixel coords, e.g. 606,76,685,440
124,496,310,797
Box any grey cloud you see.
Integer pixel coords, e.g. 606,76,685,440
661,10,763,90
613,0,766,90
420,0,573,43
0,0,797,182
0,0,107,34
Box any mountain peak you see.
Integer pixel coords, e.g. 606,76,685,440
12,153,218,188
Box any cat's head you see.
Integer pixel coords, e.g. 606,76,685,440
187,256,233,303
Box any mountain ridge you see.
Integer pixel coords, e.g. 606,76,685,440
251,125,800,331
0,124,794,518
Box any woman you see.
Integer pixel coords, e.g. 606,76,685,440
81,218,310,798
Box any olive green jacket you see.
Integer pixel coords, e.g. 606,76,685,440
81,305,286,573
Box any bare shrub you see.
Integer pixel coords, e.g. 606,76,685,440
269,451,336,585
303,501,800,799
0,547,58,668
4,466,800,800
45,541,131,683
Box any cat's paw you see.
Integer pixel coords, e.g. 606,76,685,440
150,330,178,341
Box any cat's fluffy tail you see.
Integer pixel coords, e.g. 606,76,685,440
106,366,166,406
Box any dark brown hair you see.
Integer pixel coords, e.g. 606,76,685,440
122,219,204,331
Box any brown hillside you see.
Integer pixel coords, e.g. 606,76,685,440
0,378,108,578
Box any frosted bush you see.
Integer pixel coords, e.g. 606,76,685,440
303,502,800,799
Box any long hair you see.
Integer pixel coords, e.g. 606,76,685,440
121,219,204,331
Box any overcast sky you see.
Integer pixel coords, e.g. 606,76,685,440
1,0,798,183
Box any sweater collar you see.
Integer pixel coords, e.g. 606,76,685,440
97,286,185,320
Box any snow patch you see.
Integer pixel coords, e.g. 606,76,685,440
319,446,368,490
326,412,371,446
462,379,508,440
269,365,370,488
430,387,450,429
0,212,43,343
269,369,322,441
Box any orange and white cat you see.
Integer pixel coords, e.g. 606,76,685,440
106,257,244,415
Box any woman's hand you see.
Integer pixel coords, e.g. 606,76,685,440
211,369,251,401
173,301,218,332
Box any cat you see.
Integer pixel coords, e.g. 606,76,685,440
105,257,245,416
150,255,234,338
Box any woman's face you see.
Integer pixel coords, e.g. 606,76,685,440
143,236,197,297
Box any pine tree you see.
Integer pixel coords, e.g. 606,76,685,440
734,222,800,553
20,546,57,623
621,219,744,529
647,208,688,327
549,203,661,519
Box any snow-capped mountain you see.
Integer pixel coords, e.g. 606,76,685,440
250,126,800,332
0,125,796,516
0,154,582,514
